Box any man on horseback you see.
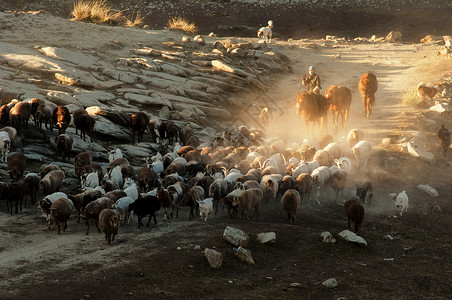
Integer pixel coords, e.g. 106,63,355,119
302,66,321,92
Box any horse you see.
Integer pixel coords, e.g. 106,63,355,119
296,91,329,136
358,72,378,118
324,86,352,132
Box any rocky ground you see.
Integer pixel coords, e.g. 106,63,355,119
0,1,451,300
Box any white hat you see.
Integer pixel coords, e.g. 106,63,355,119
268,20,273,27
309,66,316,72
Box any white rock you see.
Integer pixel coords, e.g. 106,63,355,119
290,283,302,288
204,248,222,268
383,235,394,240
223,226,249,247
430,103,451,113
320,231,336,243
212,60,237,73
386,31,402,42
416,184,439,197
234,246,254,265
194,245,201,250
407,135,435,164
194,35,205,44
257,232,276,244
181,36,191,43
322,278,337,288
339,230,367,246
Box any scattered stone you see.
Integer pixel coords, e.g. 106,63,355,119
257,232,276,244
416,184,439,197
383,235,394,241
223,226,249,247
420,35,443,44
407,135,435,164
433,205,441,212
322,278,338,288
290,283,302,288
193,35,205,44
177,247,182,251
208,32,216,37
204,248,222,268
234,246,255,265
334,54,341,59
429,102,451,113
339,230,367,246
320,231,336,243
159,106,171,119
381,138,391,145
437,46,451,57
194,245,201,250
386,31,402,42
181,36,191,43
211,60,237,73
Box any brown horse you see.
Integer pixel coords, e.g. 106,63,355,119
296,91,329,136
324,86,352,132
358,72,378,118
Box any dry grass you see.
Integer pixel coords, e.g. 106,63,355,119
167,16,197,33
71,0,123,25
123,11,144,27
401,89,430,107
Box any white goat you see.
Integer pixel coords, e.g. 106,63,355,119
0,131,11,163
81,172,99,191
104,165,124,189
197,198,213,221
123,178,139,201
352,140,372,170
291,163,309,178
395,191,409,216
334,157,352,174
311,166,332,204
108,148,123,163
113,196,135,224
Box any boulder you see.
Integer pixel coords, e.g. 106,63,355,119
322,278,338,288
159,106,171,119
430,103,451,113
94,79,124,90
85,106,129,127
339,230,367,246
407,136,435,164
416,184,439,197
234,246,255,265
46,91,81,107
92,115,131,141
212,60,237,73
204,248,222,268
223,226,249,247
181,36,191,43
194,35,206,44
257,232,276,244
320,231,336,243
385,31,402,42
420,35,443,44
74,90,115,107
437,46,451,56
124,93,173,109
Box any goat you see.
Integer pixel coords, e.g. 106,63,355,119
356,179,373,204
8,152,26,182
99,208,120,244
257,20,273,43
331,169,347,202
81,197,113,235
37,192,67,222
197,198,213,221
209,178,228,215
112,196,134,224
180,185,204,220
0,131,11,162
395,191,409,216
138,167,155,193
6,182,25,214
128,195,161,228
344,199,365,233
233,188,263,220
50,197,74,234
294,173,313,202
108,148,123,163
311,166,332,204
22,172,40,207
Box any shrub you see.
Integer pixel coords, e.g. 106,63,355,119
123,11,144,27
401,89,430,108
167,16,197,33
71,0,123,25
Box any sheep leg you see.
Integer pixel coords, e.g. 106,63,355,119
153,213,157,225
253,207,259,220
85,220,90,235
57,222,61,235
146,215,152,227
348,217,351,228
137,216,143,228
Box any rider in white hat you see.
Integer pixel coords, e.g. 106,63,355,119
302,66,321,92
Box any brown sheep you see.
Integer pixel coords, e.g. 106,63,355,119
7,182,26,214
121,165,135,180
74,151,93,170
179,185,204,220
50,197,74,234
55,134,73,162
22,173,40,207
40,164,61,179
30,97,45,126
294,173,313,201
138,167,155,193
73,109,96,142
356,179,373,205
99,208,120,244
36,102,57,131
281,189,301,223
81,197,113,235
181,149,202,163
166,161,186,176
0,104,11,124
344,199,365,233
358,72,378,118
103,190,127,203
39,170,65,196
53,106,71,135
129,112,149,145
9,101,31,129
279,175,295,195
74,164,104,182
331,169,347,202
101,180,119,192
8,153,26,182
233,188,263,220
106,157,130,174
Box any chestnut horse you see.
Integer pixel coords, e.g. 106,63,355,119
324,86,352,132
358,72,378,118
296,91,328,136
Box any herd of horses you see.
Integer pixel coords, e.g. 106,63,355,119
296,72,378,135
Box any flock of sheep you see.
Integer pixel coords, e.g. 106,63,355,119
0,94,413,245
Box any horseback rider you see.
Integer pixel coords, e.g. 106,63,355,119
302,66,321,92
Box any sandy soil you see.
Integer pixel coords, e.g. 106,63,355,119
0,3,451,300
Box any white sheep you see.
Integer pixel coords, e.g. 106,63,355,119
104,165,123,189
108,148,123,163
0,131,11,162
197,198,213,221
307,160,320,174
311,166,333,204
37,192,68,222
334,157,352,174
259,174,279,205
112,196,135,224
123,180,139,201
395,191,409,216
291,163,309,178
352,140,372,170
81,172,99,191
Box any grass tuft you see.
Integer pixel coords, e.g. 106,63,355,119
71,0,123,25
401,89,430,108
167,16,197,33
123,11,145,27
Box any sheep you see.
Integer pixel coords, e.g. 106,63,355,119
52,106,71,135
74,151,93,170
101,180,120,192
54,134,73,162
9,101,31,129
197,198,214,221
344,199,365,233
138,167,155,193
8,152,26,182
281,189,301,223
166,161,186,176
279,175,295,196
29,97,44,126
39,170,65,196
148,117,161,143
221,189,241,218
37,192,67,222
40,164,61,179
22,172,40,207
73,109,96,142
356,179,373,204
123,178,139,201
209,178,228,215
108,148,123,163
112,196,134,224
395,191,409,216
352,140,372,169
311,166,332,204
291,163,309,179
307,160,320,174
121,165,135,180
104,165,124,189
313,149,330,167
0,131,11,162
81,172,100,191
128,195,161,228
50,197,74,234
106,157,130,174
259,175,279,205
0,104,11,124
331,169,347,202
81,197,113,235
236,179,260,191
156,186,178,221
68,190,102,223
6,182,25,214
0,126,17,141
233,188,263,220
129,112,149,144
294,173,313,201
103,190,127,202
180,185,204,220
36,102,57,131
98,208,120,244
323,142,343,165
334,157,352,174
347,128,364,149
75,164,104,182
